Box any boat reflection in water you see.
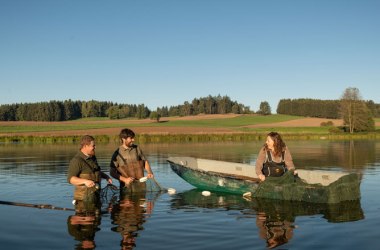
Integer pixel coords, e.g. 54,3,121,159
171,189,364,249
110,191,161,250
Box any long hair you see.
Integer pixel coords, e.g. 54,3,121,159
265,132,286,157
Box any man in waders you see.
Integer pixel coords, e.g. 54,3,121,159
67,135,112,211
109,128,154,195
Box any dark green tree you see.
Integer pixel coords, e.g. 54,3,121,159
340,87,375,133
149,111,161,122
258,101,271,115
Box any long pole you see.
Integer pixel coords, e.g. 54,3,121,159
0,200,74,211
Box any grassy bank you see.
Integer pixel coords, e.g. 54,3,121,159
0,114,301,133
1,114,379,144
2,131,380,145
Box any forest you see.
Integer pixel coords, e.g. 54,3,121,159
0,95,250,121
0,95,379,121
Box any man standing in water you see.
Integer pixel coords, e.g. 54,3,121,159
110,128,154,194
67,135,112,203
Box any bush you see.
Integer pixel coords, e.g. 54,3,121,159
329,126,344,134
321,121,334,127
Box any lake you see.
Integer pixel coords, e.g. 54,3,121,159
0,140,380,249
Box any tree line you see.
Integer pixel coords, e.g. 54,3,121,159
0,95,251,121
277,98,380,119
276,88,379,133
0,89,378,134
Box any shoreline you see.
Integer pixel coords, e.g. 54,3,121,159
1,132,380,144
1,115,378,143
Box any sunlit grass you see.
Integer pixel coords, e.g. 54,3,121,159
0,114,303,133
0,114,376,137
238,126,331,134
160,114,302,127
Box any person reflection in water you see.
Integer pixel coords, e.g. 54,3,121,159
67,200,101,250
110,192,154,250
256,211,294,249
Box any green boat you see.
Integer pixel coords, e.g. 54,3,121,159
167,156,361,204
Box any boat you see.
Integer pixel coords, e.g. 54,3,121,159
167,156,361,203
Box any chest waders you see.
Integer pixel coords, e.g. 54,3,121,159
74,172,101,203
262,151,287,177
116,150,146,194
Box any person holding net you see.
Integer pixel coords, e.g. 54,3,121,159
67,135,113,207
110,128,159,194
255,132,297,182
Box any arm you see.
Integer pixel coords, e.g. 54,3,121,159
67,157,98,188
255,148,266,181
69,176,96,188
100,171,112,184
284,147,295,171
137,146,154,178
67,157,95,187
109,151,121,180
144,160,154,178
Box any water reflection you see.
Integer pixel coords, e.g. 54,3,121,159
256,211,294,249
67,201,101,250
110,192,161,250
0,141,377,249
1,140,378,177
290,140,377,171
171,189,364,249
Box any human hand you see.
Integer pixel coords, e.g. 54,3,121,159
258,174,266,182
84,180,95,188
147,173,154,179
121,176,134,185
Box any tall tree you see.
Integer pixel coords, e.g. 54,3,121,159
258,101,271,115
149,111,161,122
340,87,374,133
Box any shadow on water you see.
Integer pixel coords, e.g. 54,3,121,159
171,189,364,249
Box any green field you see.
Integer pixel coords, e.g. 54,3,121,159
0,114,305,133
1,114,379,143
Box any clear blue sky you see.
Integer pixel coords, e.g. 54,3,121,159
1,0,379,112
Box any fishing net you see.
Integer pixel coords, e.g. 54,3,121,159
79,186,101,204
120,178,165,196
73,178,165,214
145,178,166,192
71,185,116,212
100,184,119,204
253,171,360,203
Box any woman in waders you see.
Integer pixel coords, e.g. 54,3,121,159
255,132,297,182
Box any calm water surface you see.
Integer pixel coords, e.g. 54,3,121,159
1,140,380,249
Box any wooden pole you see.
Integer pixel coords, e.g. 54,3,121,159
0,200,74,211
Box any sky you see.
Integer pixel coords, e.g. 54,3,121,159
1,0,379,113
